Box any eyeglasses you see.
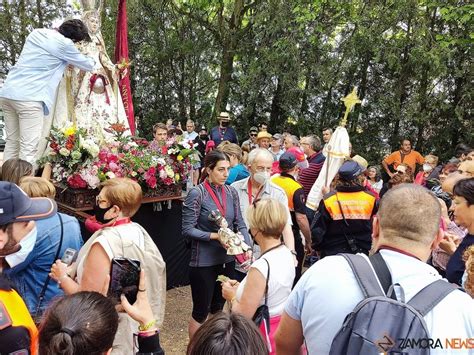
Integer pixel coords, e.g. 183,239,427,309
250,133,257,137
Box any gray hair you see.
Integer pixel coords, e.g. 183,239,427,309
287,135,300,146
248,148,274,165
303,135,321,152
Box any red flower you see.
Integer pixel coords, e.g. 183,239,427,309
67,174,87,189
146,176,157,189
161,146,168,155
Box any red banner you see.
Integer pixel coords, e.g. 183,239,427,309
115,0,136,135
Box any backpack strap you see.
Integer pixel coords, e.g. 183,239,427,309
407,279,459,316
369,253,397,300
340,254,385,298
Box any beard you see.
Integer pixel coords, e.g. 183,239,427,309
0,225,20,257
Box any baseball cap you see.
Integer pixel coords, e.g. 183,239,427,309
249,126,258,133
272,133,282,140
338,161,363,181
0,182,57,225
279,152,298,171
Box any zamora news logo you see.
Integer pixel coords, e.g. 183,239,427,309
398,338,474,350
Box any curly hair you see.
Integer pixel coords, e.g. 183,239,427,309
463,245,474,298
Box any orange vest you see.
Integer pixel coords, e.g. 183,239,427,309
271,174,303,211
0,288,38,355
324,191,376,221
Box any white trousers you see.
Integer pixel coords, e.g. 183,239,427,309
0,98,43,165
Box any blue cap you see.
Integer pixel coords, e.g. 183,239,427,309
338,161,363,181
279,151,298,171
0,182,57,225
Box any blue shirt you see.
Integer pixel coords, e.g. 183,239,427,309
210,126,238,145
0,29,95,115
4,213,83,316
226,163,249,185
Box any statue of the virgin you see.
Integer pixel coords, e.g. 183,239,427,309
39,0,129,157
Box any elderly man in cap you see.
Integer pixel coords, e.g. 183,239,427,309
256,131,272,149
241,126,259,151
271,152,312,284
0,182,82,319
209,111,238,145
311,160,378,258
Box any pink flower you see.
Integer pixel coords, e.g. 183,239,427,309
109,162,119,171
146,176,157,189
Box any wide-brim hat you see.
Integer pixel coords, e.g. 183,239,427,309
217,112,231,121
0,182,57,225
256,131,272,141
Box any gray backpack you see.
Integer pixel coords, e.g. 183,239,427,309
329,253,458,354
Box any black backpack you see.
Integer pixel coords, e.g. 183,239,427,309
329,253,459,354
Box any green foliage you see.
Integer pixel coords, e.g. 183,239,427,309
1,0,472,164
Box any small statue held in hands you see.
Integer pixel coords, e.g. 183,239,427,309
208,210,252,269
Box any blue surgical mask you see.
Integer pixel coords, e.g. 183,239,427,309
5,227,37,268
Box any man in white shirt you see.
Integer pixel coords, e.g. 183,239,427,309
276,184,474,355
231,149,296,276
0,20,95,164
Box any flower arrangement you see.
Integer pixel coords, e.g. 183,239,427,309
40,124,197,194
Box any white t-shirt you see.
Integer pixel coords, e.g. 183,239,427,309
237,245,295,317
285,249,474,354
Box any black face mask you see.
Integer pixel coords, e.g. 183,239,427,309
94,202,114,224
248,229,259,246
221,121,230,127
199,134,208,140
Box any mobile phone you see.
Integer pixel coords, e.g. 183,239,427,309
61,248,77,266
108,257,141,305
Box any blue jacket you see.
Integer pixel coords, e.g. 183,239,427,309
5,213,83,316
182,183,250,267
226,164,250,185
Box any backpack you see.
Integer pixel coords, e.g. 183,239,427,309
329,253,458,355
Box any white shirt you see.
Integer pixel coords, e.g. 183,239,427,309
231,177,292,227
237,245,294,317
285,250,474,354
0,29,95,115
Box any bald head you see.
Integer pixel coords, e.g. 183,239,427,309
442,172,468,195
378,184,441,247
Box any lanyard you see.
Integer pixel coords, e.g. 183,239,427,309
204,180,227,216
247,179,264,205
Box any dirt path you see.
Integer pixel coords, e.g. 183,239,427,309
160,286,192,354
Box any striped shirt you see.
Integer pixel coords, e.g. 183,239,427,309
298,151,325,197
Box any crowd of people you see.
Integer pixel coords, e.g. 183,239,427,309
0,17,473,355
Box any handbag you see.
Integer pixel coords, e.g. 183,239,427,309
252,258,270,330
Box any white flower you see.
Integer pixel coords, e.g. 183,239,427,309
165,166,174,178
59,148,70,156
105,171,116,179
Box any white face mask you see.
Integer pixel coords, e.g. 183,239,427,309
5,227,37,268
254,171,271,185
422,164,433,173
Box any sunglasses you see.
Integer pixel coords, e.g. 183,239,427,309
250,133,257,137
